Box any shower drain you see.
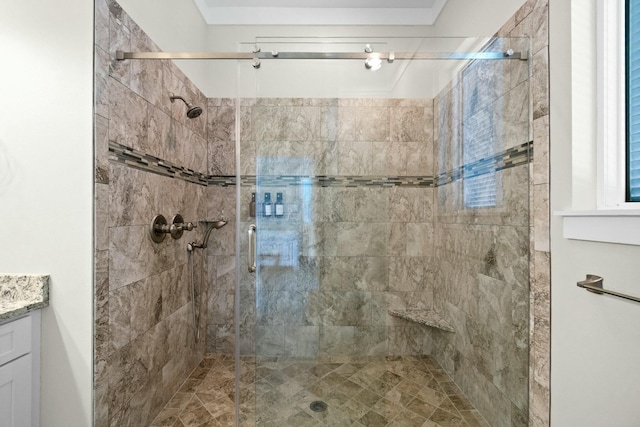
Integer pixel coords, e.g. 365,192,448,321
310,400,328,412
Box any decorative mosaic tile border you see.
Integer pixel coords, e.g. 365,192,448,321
209,175,436,188
436,140,532,185
109,142,209,186
109,140,532,188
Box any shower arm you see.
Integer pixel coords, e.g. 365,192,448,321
169,95,187,103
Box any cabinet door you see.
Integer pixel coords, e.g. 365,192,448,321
0,315,32,366
0,354,32,427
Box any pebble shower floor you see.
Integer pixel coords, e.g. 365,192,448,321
150,354,490,427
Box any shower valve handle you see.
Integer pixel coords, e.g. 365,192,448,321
149,214,195,243
180,222,197,231
154,223,172,233
170,221,196,239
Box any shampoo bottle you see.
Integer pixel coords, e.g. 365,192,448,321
250,192,256,217
275,192,284,217
263,192,272,217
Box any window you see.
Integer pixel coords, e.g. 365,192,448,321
462,58,499,209
463,108,497,208
597,0,640,208
627,0,640,201
558,0,640,247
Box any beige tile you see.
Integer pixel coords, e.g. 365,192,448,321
429,407,463,426
532,47,550,120
533,115,550,185
356,107,390,142
338,141,373,175
533,183,550,252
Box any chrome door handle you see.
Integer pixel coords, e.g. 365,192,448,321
248,224,256,273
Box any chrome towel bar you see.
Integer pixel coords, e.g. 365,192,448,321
577,274,640,304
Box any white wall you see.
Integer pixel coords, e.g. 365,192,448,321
433,0,526,36
0,1,93,426
550,0,640,425
116,0,212,97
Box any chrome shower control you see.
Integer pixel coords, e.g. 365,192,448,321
170,214,185,239
182,222,196,231
169,214,197,239
149,214,197,243
150,214,168,243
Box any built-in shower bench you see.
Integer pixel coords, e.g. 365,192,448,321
388,309,455,333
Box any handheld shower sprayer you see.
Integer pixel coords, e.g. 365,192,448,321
185,218,227,344
187,218,228,250
169,94,203,119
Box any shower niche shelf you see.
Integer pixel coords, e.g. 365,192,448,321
388,309,455,333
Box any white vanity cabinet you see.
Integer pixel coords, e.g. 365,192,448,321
0,311,41,427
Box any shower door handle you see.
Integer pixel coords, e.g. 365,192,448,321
248,224,257,273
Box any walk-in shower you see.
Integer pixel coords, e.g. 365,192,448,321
96,3,533,425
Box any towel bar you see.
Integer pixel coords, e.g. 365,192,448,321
577,274,640,304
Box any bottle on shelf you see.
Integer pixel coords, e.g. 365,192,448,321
263,192,272,217
275,192,284,217
250,192,256,218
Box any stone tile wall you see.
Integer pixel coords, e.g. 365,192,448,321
94,1,212,425
498,1,551,426
206,98,438,358
431,48,531,425
429,1,551,426
504,1,551,427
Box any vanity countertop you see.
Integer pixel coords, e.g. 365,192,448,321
0,275,49,322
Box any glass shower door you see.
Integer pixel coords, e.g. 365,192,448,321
235,36,531,427
238,42,417,425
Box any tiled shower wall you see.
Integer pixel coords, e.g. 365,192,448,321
424,0,550,426
206,99,438,358
431,40,531,426
505,1,551,427
430,1,551,426
94,1,212,425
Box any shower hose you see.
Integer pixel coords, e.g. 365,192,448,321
187,246,201,343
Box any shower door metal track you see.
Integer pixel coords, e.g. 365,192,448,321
115,50,527,61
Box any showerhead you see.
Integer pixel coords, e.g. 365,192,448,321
169,94,203,119
186,105,203,119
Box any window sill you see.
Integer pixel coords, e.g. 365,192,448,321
555,210,640,246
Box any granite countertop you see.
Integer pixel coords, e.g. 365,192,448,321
0,275,50,322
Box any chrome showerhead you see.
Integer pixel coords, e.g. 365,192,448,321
169,94,203,119
186,105,203,119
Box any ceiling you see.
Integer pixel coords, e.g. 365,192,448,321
193,0,448,26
